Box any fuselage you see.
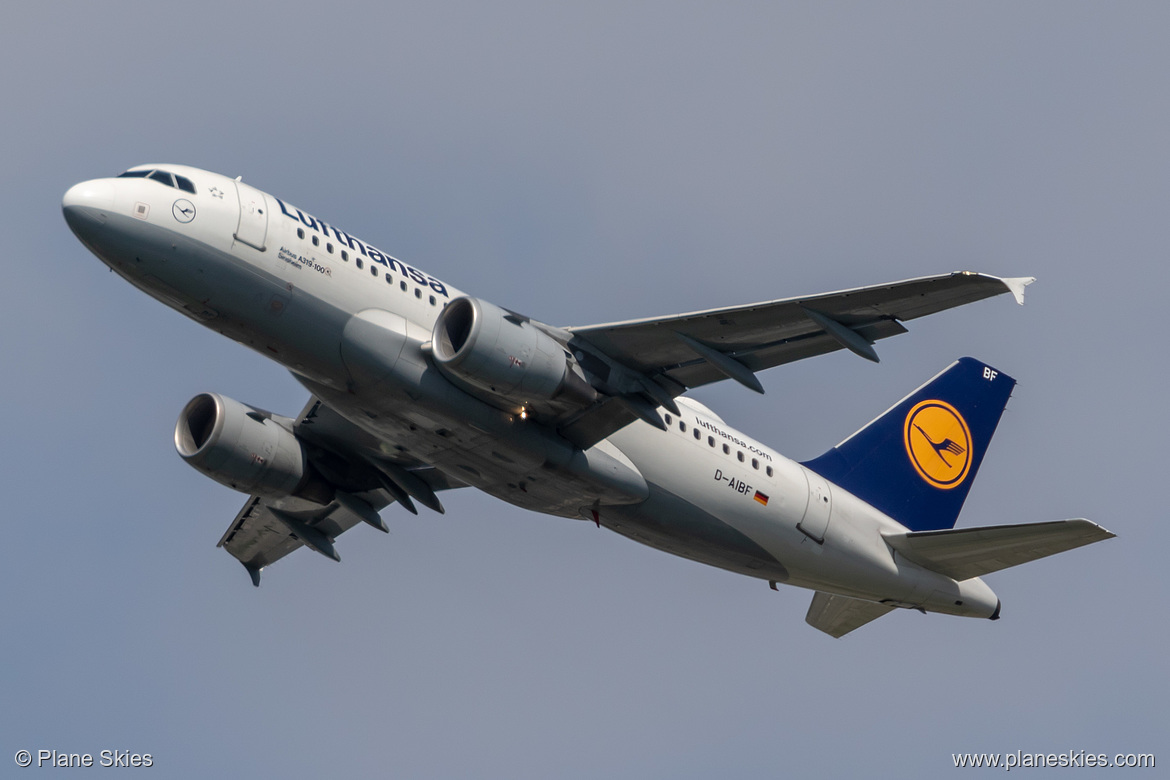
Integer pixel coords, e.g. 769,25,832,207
62,164,999,620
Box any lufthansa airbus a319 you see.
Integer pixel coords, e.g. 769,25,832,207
62,165,1113,637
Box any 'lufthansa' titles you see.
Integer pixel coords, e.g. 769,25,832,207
275,198,449,297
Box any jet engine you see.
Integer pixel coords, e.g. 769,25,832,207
431,296,595,409
174,393,332,503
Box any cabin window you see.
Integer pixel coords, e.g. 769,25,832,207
311,235,319,247
297,228,305,239
708,436,715,447
326,243,334,254
737,451,744,462
766,466,774,477
385,273,394,284
664,414,672,426
400,281,407,292
722,444,730,455
341,250,349,261
693,429,701,440
371,265,378,276
679,422,687,433
429,295,437,305
752,458,759,470
415,288,422,298
356,258,363,269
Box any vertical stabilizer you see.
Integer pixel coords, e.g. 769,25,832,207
802,358,1014,532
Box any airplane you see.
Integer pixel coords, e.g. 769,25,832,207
62,165,1114,637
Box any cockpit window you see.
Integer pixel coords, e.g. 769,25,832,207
117,169,196,193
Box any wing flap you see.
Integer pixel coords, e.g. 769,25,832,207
884,519,1115,581
805,591,896,638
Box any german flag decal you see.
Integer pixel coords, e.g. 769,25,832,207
753,491,769,506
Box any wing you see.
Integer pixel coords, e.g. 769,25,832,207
216,397,465,585
556,272,1032,448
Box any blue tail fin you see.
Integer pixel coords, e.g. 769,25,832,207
802,357,1015,532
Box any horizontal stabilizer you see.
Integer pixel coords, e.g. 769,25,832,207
884,519,1115,581
805,591,896,638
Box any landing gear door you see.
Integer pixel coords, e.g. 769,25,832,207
233,179,269,251
799,468,832,543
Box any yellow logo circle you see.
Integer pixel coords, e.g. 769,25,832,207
903,400,972,489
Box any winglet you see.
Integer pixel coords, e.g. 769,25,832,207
244,563,262,587
1001,276,1035,305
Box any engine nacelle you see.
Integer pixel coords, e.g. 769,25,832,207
431,296,594,408
174,393,332,503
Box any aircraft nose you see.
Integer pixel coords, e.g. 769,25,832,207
62,179,115,237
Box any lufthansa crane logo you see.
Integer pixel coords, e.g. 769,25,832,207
904,400,972,489
173,199,196,223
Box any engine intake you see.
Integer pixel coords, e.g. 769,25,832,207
432,296,594,408
174,393,332,503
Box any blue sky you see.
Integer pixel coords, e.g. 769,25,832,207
2,3,1165,777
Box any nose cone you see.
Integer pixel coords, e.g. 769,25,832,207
62,179,115,238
